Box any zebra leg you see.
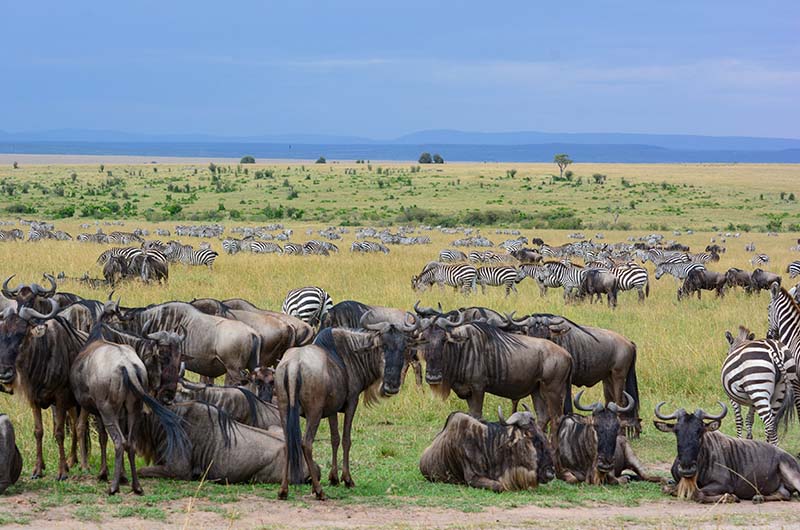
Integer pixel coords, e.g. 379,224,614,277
756,406,777,445
730,400,743,438
745,406,755,440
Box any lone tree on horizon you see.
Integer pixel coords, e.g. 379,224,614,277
433,153,444,164
553,153,573,178
240,155,255,164
418,152,433,164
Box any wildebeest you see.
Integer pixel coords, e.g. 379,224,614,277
678,269,726,300
725,268,752,291
102,256,129,286
580,269,619,308
501,313,642,437
221,298,315,348
247,366,275,403
129,253,169,284
0,414,22,494
176,379,281,429
276,319,418,500
654,402,800,503
419,407,555,491
70,318,188,494
749,269,781,293
418,314,573,445
510,248,543,264
705,244,725,254
117,302,260,384
558,391,657,485
134,400,314,483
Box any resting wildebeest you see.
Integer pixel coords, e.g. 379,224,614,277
654,402,800,503
558,391,657,485
749,268,781,294
134,400,314,483
176,379,281,429
501,313,642,437
418,314,573,446
725,268,752,291
419,407,555,491
117,301,260,384
678,269,726,300
70,319,188,494
0,414,22,494
580,269,619,308
276,317,418,500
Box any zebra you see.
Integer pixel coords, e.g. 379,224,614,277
284,243,306,255
0,229,23,241
476,266,521,296
250,241,283,254
518,264,554,297
637,248,690,266
745,242,756,252
97,247,143,265
610,264,650,302
438,249,468,262
689,252,720,264
180,248,218,268
654,261,705,280
787,261,800,279
27,229,57,242
108,231,144,245
534,261,586,301
721,326,798,445
281,286,333,327
304,240,338,254
351,241,389,254
411,262,477,294
751,254,770,267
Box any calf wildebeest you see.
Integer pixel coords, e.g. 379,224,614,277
655,402,800,503
117,301,260,384
419,407,555,491
678,269,726,300
558,391,657,485
418,314,573,446
0,415,22,494
580,269,619,308
135,400,314,483
276,318,418,500
176,379,281,429
749,268,781,293
501,313,642,437
725,267,752,291
70,320,188,494
0,296,84,480
247,366,275,403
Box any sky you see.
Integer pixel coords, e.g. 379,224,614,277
2,0,799,139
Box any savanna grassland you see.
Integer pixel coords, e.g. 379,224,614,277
0,160,799,528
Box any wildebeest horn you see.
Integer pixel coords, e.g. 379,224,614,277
573,389,603,413
42,274,57,296
2,276,23,300
608,391,635,414
436,311,464,328
504,311,529,326
31,274,57,297
497,406,506,424
413,300,437,316
485,314,505,327
400,312,420,332
654,401,682,421
505,411,530,427
521,403,531,413
360,311,390,332
695,402,727,421
18,298,59,321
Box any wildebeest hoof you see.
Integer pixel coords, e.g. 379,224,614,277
98,472,108,482
108,487,119,496
277,490,288,500
344,478,355,488
752,494,764,504
315,491,327,501
133,486,144,495
720,493,739,503
617,475,630,485
57,473,68,481
329,474,339,486
30,473,42,480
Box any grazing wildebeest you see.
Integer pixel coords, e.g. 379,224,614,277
654,402,800,503
70,320,188,494
725,268,752,291
419,407,555,491
0,296,84,480
129,253,169,284
749,269,781,293
558,391,657,485
247,366,275,403
0,415,22,494
501,313,642,437
580,269,619,307
705,244,725,254
678,269,726,300
117,302,260,384
176,379,281,429
276,318,418,500
417,314,573,446
510,248,543,264
135,400,314,483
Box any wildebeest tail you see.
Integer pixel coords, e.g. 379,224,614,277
247,334,261,372
285,368,304,485
236,386,262,423
122,367,189,463
624,343,641,431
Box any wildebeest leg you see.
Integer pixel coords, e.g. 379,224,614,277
617,438,660,483
97,421,109,481
104,414,125,495
340,400,359,488
466,388,485,419
302,411,325,499
464,471,503,492
31,406,45,478
53,405,70,480
511,399,519,413
532,391,548,432
76,408,90,473
693,484,739,504
328,414,340,486
67,408,79,468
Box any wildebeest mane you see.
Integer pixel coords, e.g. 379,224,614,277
313,328,346,370
326,300,371,328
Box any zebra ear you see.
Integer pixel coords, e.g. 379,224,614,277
724,331,734,345
770,282,781,297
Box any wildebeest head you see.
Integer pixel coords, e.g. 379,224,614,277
2,275,57,309
417,312,466,384
573,390,634,475
0,299,60,386
360,310,421,395
145,330,186,403
497,405,556,484
653,402,726,486
249,366,275,402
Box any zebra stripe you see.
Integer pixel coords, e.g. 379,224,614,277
610,264,650,302
788,261,800,279
438,249,467,262
351,241,389,254
535,261,586,301
411,263,477,294
476,266,520,296
250,241,283,254
654,262,705,280
97,247,143,265
751,254,770,267
282,286,333,327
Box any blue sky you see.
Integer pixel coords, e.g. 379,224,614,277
2,1,798,138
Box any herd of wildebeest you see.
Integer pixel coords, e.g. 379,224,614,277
4,223,800,507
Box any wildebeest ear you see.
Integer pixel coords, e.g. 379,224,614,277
653,421,675,433
704,420,721,432
31,324,47,338
724,331,734,345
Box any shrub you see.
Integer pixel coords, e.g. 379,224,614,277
240,155,255,164
433,153,444,164
418,152,433,164
316,156,326,164
53,205,75,219
6,203,36,214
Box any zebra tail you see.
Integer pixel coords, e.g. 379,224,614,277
776,384,795,435
645,281,650,298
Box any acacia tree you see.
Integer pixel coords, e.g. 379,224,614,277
553,153,573,178
418,152,433,164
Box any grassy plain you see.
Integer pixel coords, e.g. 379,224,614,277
0,161,799,526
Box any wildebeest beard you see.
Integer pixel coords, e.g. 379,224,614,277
676,475,698,499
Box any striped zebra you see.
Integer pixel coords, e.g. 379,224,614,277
518,264,554,297
250,241,283,254
108,231,144,245
302,240,332,256
637,249,690,265
476,266,520,296
281,286,333,327
689,252,720,264
411,262,477,294
438,249,468,262
654,261,705,280
97,247,143,265
181,248,218,268
0,229,23,241
350,241,390,254
610,264,650,302
28,229,57,242
787,261,800,279
284,243,306,255
721,326,797,444
535,261,586,301
222,238,242,255
751,254,770,267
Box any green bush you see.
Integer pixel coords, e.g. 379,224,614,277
53,205,75,219
240,155,255,164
